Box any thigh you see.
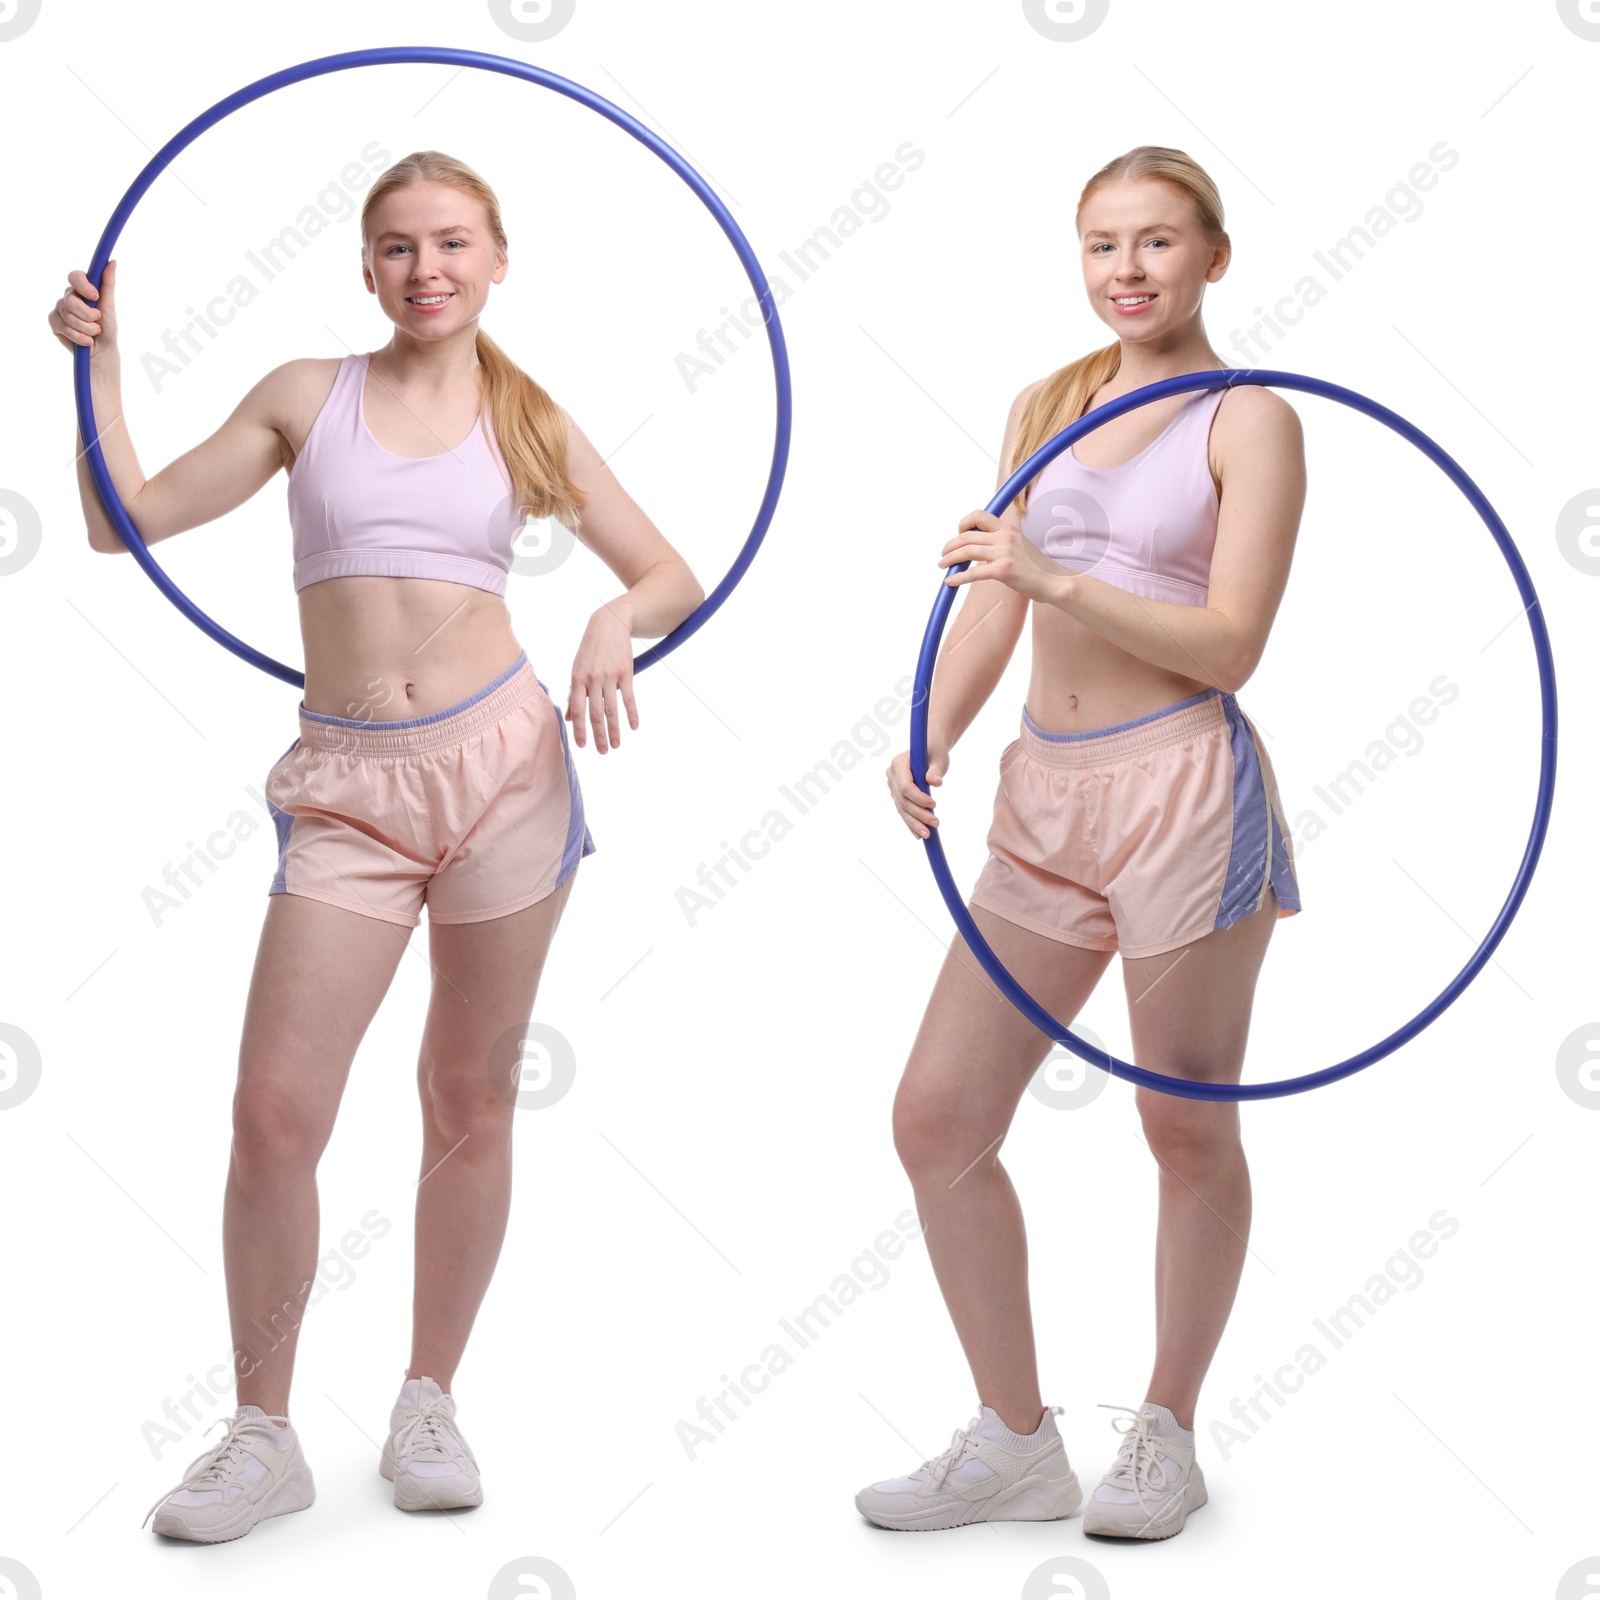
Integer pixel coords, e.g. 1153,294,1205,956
896,903,1117,1151
1122,887,1280,1136
236,891,413,1146
419,874,577,1110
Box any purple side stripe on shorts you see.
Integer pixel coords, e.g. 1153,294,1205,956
1267,789,1301,912
1217,696,1272,928
266,737,301,895
537,678,597,880
1216,696,1301,925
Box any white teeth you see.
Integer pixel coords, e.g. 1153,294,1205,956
410,294,450,305
1115,295,1152,305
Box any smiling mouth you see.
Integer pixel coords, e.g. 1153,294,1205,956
407,292,454,306
1112,294,1155,306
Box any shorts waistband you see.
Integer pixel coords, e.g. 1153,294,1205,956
296,650,538,755
1018,687,1229,768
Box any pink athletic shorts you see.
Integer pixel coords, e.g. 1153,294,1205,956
969,687,1300,960
263,650,594,928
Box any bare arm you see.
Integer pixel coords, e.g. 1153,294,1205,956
1035,386,1306,693
560,409,707,752
884,381,1039,839
78,365,295,555
564,410,705,639
61,260,297,555
925,381,1042,759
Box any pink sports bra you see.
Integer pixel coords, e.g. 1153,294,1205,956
1019,386,1225,607
287,351,526,595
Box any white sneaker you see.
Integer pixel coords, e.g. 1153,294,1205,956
1081,1402,1206,1539
379,1375,483,1511
855,1403,1082,1531
141,1405,314,1542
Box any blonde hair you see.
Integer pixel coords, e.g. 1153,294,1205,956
1006,145,1227,514
360,150,585,530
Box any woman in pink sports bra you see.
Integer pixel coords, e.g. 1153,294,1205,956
54,150,704,1540
864,146,1306,1540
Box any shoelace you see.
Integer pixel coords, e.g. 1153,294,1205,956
141,1411,293,1528
1096,1404,1173,1502
914,1415,985,1491
394,1393,461,1466
913,1403,1062,1492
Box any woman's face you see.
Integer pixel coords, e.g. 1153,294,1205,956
362,182,507,338
1078,179,1226,343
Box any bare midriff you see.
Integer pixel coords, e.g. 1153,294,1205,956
297,574,524,720
1023,602,1212,736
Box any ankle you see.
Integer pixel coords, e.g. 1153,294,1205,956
237,1403,291,1427
1147,1399,1195,1433
404,1371,453,1394
987,1402,1047,1437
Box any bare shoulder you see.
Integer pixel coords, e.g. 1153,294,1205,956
1001,376,1048,456
265,355,346,417
1213,384,1303,459
1011,376,1047,421
258,356,347,471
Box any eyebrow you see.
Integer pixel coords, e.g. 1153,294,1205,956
373,225,479,243
1083,224,1183,239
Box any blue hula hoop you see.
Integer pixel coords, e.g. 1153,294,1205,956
910,368,1557,1102
73,46,791,689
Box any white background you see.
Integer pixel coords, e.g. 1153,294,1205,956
2,1,1595,1596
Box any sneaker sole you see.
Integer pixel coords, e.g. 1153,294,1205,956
1082,1463,1207,1540
857,1467,1083,1531
151,1460,315,1543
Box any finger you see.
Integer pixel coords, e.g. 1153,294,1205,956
50,312,91,349
619,670,639,731
602,678,621,749
566,684,585,747
587,681,610,752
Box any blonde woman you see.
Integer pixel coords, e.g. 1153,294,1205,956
53,150,704,1543
865,146,1303,1541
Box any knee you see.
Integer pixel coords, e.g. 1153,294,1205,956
231,1080,326,1179
419,1059,513,1151
1136,1092,1240,1176
892,1074,983,1186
